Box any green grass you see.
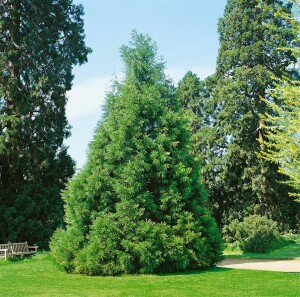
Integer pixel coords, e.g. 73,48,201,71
223,237,300,259
0,253,299,297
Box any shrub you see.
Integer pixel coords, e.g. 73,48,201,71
50,228,84,272
223,215,280,253
281,232,300,244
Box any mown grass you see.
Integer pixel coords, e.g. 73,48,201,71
0,253,299,297
223,235,300,259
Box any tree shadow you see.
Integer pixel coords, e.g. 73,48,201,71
157,267,233,277
7,254,35,262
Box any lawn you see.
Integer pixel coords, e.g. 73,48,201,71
223,236,300,260
0,253,299,297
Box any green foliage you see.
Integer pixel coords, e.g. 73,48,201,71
0,0,91,247
50,228,84,272
199,0,300,228
51,31,223,275
281,232,300,244
223,215,280,253
260,0,300,200
261,78,300,200
176,71,210,162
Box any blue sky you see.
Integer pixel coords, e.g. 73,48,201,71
66,0,227,169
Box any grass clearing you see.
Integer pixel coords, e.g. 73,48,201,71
0,253,299,297
223,238,300,260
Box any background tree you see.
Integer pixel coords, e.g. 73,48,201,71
176,71,210,161
51,31,223,276
177,73,225,224
261,79,300,200
0,0,91,247
260,0,300,201
200,0,300,228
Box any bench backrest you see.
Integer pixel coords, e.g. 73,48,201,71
0,243,11,250
11,242,29,253
0,243,11,255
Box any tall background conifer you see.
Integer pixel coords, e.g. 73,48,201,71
196,0,300,228
0,0,91,247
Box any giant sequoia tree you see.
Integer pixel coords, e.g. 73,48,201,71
0,0,90,247
202,0,300,228
51,32,222,276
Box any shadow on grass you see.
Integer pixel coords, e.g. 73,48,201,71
157,267,233,277
79,266,234,278
7,254,35,262
5,251,48,263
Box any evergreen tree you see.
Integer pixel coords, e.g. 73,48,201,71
0,0,91,247
177,71,207,160
177,73,224,221
202,0,300,228
51,31,223,276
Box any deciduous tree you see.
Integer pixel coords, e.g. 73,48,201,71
261,0,300,200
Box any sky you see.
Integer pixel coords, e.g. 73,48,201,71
67,0,227,169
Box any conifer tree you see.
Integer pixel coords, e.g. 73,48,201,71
51,31,223,276
177,73,223,223
202,0,300,228
177,71,206,160
0,0,91,247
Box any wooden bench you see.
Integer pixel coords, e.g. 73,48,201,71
0,242,38,260
0,243,11,261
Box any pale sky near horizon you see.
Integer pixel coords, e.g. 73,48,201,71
66,0,227,169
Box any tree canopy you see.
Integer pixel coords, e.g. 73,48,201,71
0,0,91,247
50,31,223,276
260,0,300,200
196,0,300,228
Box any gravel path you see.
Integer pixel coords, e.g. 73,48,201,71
217,258,300,272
